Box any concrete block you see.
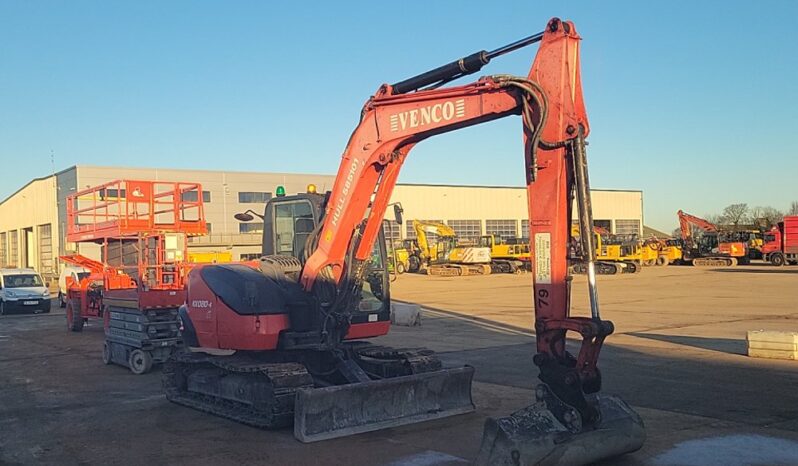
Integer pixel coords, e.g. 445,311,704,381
391,302,421,327
747,330,798,360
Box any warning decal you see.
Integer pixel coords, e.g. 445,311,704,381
534,233,552,284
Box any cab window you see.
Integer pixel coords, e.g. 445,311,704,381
273,200,315,258
360,238,387,313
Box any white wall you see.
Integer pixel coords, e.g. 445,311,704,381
0,177,60,275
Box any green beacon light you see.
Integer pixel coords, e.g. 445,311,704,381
276,185,286,197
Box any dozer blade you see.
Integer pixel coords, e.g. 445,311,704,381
476,387,645,466
294,365,475,442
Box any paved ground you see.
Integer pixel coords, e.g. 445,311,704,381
1,264,798,465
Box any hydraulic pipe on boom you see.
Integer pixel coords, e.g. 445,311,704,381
391,32,544,94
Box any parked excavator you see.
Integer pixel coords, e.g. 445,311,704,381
570,225,640,274
479,234,530,271
410,220,493,276
642,237,683,266
677,210,749,266
164,18,644,465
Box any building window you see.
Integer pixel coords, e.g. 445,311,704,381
239,253,261,261
182,190,211,203
593,220,612,234
485,220,517,240
99,188,126,200
239,222,264,234
238,192,272,203
382,220,401,242
0,232,6,267
520,220,529,239
614,219,641,235
38,224,54,275
447,220,481,241
8,231,18,267
206,222,212,234
405,220,443,240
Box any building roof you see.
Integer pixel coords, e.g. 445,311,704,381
0,165,77,206
643,225,671,238
2,163,642,207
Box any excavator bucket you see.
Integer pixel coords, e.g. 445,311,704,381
475,387,645,465
293,366,475,442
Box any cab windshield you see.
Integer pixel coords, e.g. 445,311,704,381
5,274,44,288
360,241,386,312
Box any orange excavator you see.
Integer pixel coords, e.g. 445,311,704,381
677,210,749,266
164,18,644,464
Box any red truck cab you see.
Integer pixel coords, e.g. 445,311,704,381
762,216,798,266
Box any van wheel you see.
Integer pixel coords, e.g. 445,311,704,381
0,301,5,316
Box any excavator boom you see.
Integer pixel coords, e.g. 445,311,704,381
293,18,643,462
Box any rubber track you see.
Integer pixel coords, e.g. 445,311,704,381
692,257,736,267
163,344,445,429
163,352,313,429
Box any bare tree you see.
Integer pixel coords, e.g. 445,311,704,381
704,213,725,226
722,203,749,228
789,201,798,216
750,206,783,228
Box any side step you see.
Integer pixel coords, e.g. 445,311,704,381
294,365,475,442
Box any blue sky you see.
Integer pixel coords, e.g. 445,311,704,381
1,1,796,231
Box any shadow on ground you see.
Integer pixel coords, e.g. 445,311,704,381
2,300,798,465
709,268,798,274
626,332,747,355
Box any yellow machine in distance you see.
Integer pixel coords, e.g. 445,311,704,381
641,238,683,266
570,224,641,274
410,220,492,276
187,251,233,264
479,234,530,272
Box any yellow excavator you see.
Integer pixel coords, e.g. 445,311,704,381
571,225,641,274
641,237,683,266
409,220,492,276
479,234,529,272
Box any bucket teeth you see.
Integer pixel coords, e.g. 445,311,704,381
475,386,645,466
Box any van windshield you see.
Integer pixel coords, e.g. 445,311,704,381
5,274,44,288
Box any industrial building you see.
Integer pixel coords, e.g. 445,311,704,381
0,165,643,279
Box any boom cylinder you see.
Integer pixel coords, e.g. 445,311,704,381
391,31,544,95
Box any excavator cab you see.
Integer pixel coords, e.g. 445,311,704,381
259,192,389,317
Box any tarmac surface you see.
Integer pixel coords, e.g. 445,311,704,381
1,264,797,465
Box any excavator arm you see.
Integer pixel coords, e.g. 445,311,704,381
678,209,719,244
412,220,457,257
297,18,642,463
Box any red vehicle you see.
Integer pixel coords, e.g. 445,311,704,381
762,216,798,266
677,210,748,266
164,18,643,464
62,180,206,374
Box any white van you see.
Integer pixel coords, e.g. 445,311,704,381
0,268,51,315
58,265,91,308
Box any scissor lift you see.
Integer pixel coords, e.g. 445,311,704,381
62,180,206,374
